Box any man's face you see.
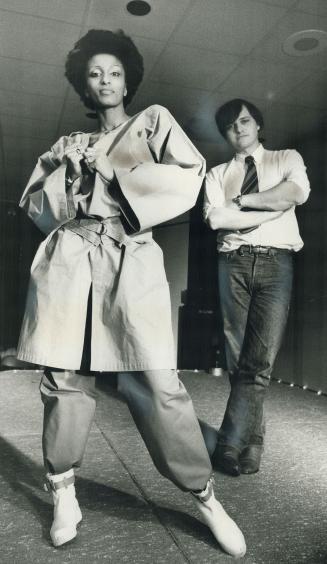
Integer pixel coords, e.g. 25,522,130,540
225,105,260,154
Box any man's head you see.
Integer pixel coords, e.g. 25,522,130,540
215,99,264,153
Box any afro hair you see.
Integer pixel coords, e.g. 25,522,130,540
65,29,144,109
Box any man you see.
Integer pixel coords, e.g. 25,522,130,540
204,98,310,476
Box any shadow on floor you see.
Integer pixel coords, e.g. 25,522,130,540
0,435,217,551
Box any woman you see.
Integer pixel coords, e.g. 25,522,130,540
17,30,246,557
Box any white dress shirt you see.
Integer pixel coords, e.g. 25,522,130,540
204,144,310,252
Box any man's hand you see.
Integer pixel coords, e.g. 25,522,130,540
225,199,239,210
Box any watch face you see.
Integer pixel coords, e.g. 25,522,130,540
233,195,242,208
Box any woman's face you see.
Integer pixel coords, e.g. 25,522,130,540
85,53,127,109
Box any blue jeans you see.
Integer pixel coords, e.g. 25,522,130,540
217,247,293,450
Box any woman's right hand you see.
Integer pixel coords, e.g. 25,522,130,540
64,134,87,181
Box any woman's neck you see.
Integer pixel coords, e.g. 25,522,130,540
97,106,129,132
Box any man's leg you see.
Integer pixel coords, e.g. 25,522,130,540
217,251,293,471
237,252,293,463
215,251,251,467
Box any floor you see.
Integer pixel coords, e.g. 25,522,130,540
0,369,326,564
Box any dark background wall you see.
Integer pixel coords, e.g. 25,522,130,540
274,127,327,393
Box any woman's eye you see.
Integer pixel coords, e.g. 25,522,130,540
89,71,101,78
112,71,120,77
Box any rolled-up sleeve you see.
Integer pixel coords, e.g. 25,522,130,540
283,149,310,201
19,136,82,234
203,166,225,221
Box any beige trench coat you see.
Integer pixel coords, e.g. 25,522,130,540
17,105,205,371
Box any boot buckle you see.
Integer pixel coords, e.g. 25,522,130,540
45,473,74,492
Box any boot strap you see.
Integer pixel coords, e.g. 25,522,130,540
45,474,75,492
191,476,214,503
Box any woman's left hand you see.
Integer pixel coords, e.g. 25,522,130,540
83,147,114,182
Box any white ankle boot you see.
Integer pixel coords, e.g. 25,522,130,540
192,478,246,558
46,469,82,547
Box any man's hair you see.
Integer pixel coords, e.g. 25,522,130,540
215,98,264,139
65,29,144,109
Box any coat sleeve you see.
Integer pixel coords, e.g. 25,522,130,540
19,134,88,234
113,105,206,232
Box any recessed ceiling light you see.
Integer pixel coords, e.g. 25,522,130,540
126,1,151,16
283,29,327,56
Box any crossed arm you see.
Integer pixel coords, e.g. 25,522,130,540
206,180,308,231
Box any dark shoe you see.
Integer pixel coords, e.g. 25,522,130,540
212,445,241,477
240,445,263,474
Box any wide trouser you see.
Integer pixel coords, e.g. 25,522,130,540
40,368,214,492
217,248,293,450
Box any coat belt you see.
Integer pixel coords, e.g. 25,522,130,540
64,217,133,247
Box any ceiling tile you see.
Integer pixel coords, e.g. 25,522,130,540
255,0,296,5
0,0,88,24
128,80,210,126
296,0,327,16
150,44,241,91
184,115,221,144
264,128,297,149
3,135,54,169
56,113,98,138
0,56,67,98
0,148,5,177
4,164,33,199
195,140,233,169
171,0,287,55
131,36,165,77
215,58,310,102
0,89,62,121
0,10,81,65
249,9,327,69
279,75,327,111
60,88,97,129
0,114,58,140
263,102,325,136
86,0,191,41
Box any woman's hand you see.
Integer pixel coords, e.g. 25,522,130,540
64,134,86,181
83,147,114,183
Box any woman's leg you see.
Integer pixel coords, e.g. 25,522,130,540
117,369,246,556
40,368,96,547
118,369,211,491
40,369,97,474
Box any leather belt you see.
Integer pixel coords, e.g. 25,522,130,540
236,245,292,256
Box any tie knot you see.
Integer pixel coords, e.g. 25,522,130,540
245,155,254,165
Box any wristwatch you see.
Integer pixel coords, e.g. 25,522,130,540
232,194,243,209
65,175,75,187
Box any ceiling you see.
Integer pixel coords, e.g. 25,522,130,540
0,0,326,202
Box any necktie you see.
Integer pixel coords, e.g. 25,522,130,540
239,155,258,233
241,155,258,195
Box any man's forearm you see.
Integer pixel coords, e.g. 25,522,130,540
240,181,307,211
207,207,283,231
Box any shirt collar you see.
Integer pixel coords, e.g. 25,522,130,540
234,143,264,164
